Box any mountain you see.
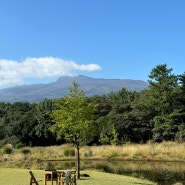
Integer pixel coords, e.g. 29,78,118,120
0,75,148,103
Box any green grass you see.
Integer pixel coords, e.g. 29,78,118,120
0,168,157,185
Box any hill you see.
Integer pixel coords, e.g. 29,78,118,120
0,75,148,103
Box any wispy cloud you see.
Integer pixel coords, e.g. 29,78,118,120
0,57,102,88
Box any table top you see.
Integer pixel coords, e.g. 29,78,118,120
44,170,61,174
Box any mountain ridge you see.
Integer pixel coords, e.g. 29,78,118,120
0,75,148,103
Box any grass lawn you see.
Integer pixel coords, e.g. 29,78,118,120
0,168,157,185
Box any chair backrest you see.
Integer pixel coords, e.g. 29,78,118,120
70,170,76,185
29,171,39,185
63,170,76,185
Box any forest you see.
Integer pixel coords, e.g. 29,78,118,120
0,63,185,147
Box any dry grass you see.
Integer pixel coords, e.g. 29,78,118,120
81,141,185,161
1,141,185,164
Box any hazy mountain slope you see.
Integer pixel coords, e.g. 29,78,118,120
0,75,148,103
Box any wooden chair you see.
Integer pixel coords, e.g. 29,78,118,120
44,170,58,185
58,170,77,185
29,171,43,185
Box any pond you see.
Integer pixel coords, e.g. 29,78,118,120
44,160,185,185
1,159,185,185
34,160,185,185
90,160,185,185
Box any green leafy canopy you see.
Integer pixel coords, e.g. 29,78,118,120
50,81,97,149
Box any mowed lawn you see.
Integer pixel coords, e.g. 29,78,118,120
0,168,156,185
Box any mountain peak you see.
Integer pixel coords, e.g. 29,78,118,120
57,75,93,81
0,76,148,103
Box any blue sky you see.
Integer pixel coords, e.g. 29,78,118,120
0,0,185,88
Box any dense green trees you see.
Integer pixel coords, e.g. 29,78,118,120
0,63,185,148
144,64,184,141
0,100,59,146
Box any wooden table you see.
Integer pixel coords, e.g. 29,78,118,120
44,169,76,185
44,170,61,185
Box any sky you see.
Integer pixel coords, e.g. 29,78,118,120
0,0,185,89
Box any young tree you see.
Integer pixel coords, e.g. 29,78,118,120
50,82,97,179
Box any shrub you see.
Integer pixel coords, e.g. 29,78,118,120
21,148,31,154
3,146,13,154
107,151,118,159
84,150,93,157
63,148,75,157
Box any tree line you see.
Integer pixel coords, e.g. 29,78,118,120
0,64,185,147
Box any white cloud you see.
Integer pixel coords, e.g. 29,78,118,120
0,57,102,88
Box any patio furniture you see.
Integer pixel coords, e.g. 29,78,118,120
58,170,77,185
29,171,43,185
44,170,58,185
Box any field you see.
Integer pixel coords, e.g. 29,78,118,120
1,141,185,185
2,141,185,165
0,168,157,185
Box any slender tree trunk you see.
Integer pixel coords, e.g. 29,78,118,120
76,147,80,179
